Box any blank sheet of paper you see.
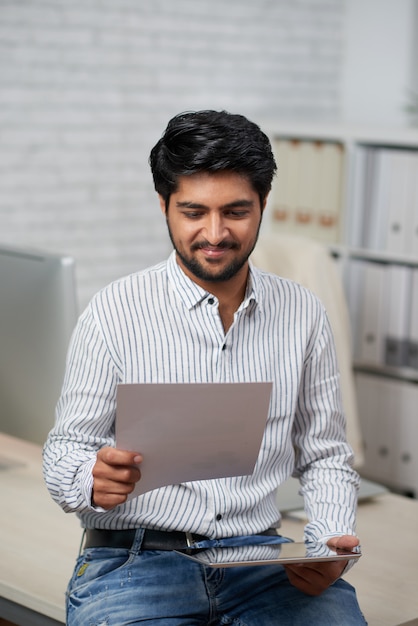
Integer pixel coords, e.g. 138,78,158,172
115,382,272,497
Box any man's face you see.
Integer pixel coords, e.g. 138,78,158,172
160,171,265,287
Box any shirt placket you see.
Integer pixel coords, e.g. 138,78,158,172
204,296,231,383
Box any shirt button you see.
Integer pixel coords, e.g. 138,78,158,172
221,344,226,351
216,514,222,521
208,297,215,305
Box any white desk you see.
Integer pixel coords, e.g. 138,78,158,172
0,434,80,625
280,493,418,626
1,433,418,626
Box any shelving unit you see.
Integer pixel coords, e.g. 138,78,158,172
264,121,418,497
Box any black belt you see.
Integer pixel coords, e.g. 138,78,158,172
84,528,279,551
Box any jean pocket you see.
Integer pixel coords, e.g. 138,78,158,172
67,547,131,597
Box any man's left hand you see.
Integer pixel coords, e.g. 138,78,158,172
284,535,359,596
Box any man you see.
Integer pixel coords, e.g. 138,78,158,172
43,110,366,625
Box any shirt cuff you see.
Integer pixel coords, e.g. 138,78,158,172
79,457,107,513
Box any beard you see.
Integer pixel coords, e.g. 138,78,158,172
166,220,261,284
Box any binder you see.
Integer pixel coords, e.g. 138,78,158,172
348,145,367,248
271,139,299,235
384,149,412,255
379,376,418,493
316,142,344,244
356,261,386,365
272,139,344,244
357,373,418,494
383,265,412,367
355,373,394,484
346,258,365,359
361,147,378,249
365,148,392,251
406,268,418,369
397,382,418,493
404,151,418,258
294,140,321,239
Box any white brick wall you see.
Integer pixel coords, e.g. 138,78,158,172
0,0,346,309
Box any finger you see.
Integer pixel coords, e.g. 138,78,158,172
92,474,139,509
93,461,141,485
92,489,131,510
285,561,345,596
94,477,138,497
94,464,141,489
284,565,325,596
327,534,360,551
97,446,143,467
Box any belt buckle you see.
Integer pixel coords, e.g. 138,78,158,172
185,532,196,548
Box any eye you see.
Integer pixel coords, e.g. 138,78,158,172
181,210,205,219
225,210,249,218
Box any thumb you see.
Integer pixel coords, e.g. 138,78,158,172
327,534,360,551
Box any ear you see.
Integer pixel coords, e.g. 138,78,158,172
261,193,268,214
158,194,167,215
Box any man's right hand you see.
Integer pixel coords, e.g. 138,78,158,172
91,447,142,509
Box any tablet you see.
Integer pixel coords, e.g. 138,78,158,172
174,541,361,568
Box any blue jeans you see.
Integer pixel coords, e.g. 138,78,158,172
66,529,367,625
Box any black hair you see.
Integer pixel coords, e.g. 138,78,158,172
149,110,277,205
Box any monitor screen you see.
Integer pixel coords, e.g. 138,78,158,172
0,244,78,445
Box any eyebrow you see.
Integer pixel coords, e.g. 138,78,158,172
175,199,255,210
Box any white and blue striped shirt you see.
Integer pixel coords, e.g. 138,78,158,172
43,251,359,543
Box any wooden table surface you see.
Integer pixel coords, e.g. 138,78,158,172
1,432,417,626
280,492,418,626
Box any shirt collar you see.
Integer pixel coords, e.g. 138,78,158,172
166,251,208,309
166,251,263,311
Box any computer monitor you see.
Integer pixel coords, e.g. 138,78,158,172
0,244,78,445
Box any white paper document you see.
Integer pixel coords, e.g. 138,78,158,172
115,382,272,497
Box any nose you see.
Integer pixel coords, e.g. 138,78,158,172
204,213,228,244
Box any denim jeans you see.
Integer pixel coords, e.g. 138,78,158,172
66,529,367,625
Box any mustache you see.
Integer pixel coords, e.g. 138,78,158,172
191,240,240,251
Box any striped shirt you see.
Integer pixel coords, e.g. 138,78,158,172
43,251,359,543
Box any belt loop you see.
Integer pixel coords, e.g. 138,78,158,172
129,528,146,556
78,529,86,557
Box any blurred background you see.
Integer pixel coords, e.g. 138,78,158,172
1,9,418,623
0,0,416,309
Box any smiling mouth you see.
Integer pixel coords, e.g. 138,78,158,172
194,244,238,262
201,245,228,254
192,241,239,252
